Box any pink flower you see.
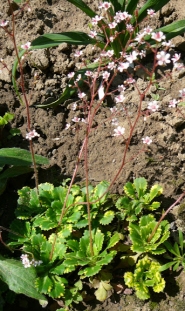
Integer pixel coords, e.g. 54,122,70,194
107,62,116,70
114,11,131,22
125,77,136,84
85,70,93,77
171,53,181,63
111,118,118,126
102,71,110,81
126,51,138,64
135,32,145,43
75,74,82,82
0,20,9,27
173,62,184,70
162,40,174,47
81,118,88,124
139,50,146,59
115,94,125,103
72,117,81,122
106,50,114,57
92,15,103,25
21,41,31,50
68,72,75,78
109,22,117,29
156,51,171,66
26,129,40,140
118,85,126,92
78,92,86,99
74,50,83,57
147,9,156,17
142,136,152,145
97,83,105,100
89,30,97,38
151,32,166,42
99,2,111,10
147,101,159,112
143,26,153,35
126,24,134,32
117,62,129,72
169,99,178,108
72,103,77,110
179,88,185,98
110,107,118,114
65,123,71,130
113,126,125,136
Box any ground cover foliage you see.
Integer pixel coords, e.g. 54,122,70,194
1,0,185,311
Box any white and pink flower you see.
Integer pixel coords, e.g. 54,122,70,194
142,136,152,145
113,126,125,137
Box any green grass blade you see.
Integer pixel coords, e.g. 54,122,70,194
178,230,184,253
126,0,139,15
12,49,26,104
137,0,170,23
67,0,96,18
156,20,185,40
109,0,126,12
31,32,96,49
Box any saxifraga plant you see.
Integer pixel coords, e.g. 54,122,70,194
5,177,185,305
14,0,185,108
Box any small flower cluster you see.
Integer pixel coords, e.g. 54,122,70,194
168,88,185,108
26,129,40,140
21,41,31,50
20,254,43,268
0,20,9,27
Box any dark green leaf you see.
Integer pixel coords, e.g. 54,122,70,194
100,211,115,225
0,256,47,302
137,0,170,23
0,148,49,166
156,20,185,41
31,32,96,49
67,0,96,18
0,166,32,180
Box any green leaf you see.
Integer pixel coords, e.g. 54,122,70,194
0,256,47,303
137,0,170,23
31,32,96,49
109,0,126,12
0,166,33,180
94,230,104,255
50,264,65,275
107,232,122,249
49,276,67,298
78,265,102,277
100,211,115,225
79,232,90,255
164,241,180,256
134,177,147,198
126,0,139,15
149,184,163,201
67,0,96,18
94,281,112,301
35,276,53,294
93,181,109,204
0,148,49,166
0,179,7,196
124,182,136,199
67,240,79,251
156,20,185,41
159,261,174,272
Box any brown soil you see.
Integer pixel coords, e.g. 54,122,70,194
1,0,185,310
